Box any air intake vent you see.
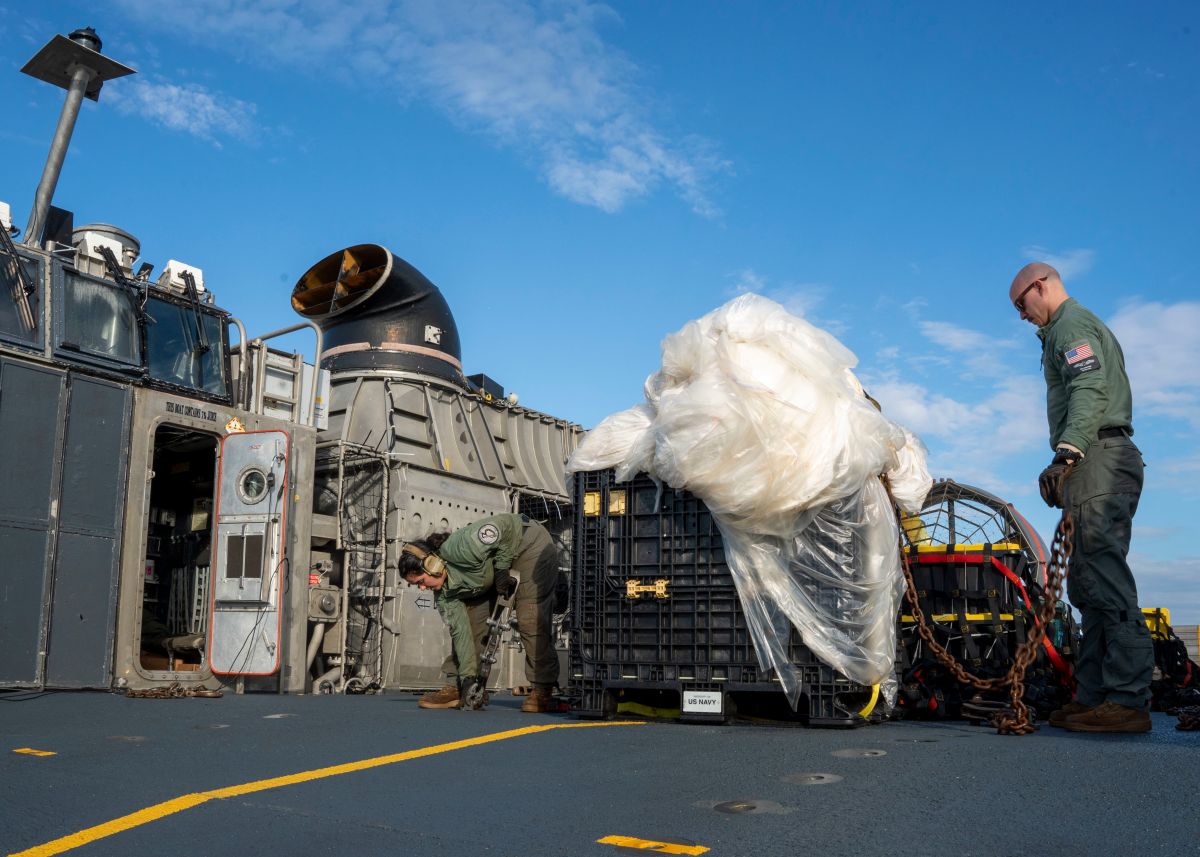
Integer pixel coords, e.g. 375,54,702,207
291,244,463,382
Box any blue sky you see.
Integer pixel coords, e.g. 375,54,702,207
1,2,1197,622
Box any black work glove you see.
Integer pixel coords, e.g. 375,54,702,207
494,570,517,598
1038,448,1082,508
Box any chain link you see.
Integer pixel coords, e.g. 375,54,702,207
893,471,1073,736
125,682,223,699
1176,707,1200,731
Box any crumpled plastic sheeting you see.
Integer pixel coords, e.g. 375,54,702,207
725,478,903,703
567,404,656,484
566,293,933,709
888,426,933,517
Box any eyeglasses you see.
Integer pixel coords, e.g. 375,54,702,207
1013,278,1043,312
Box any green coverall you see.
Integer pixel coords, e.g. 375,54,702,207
434,513,560,689
1038,298,1153,710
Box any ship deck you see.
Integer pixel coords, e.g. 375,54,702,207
2,690,1194,857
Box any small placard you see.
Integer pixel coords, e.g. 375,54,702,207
190,497,212,532
682,690,723,715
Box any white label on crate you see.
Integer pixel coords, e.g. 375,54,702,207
682,691,723,714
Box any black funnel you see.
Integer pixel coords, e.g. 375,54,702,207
292,244,463,382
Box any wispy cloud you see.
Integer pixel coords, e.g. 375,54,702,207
1143,449,1200,500
114,0,725,215
728,268,840,333
918,321,995,353
1130,554,1200,620
731,268,768,294
107,77,258,144
0,129,46,148
1126,61,1167,80
911,319,1022,382
1135,526,1184,541
863,371,1045,496
1109,300,1200,428
1020,246,1095,280
0,5,53,47
1017,244,1094,278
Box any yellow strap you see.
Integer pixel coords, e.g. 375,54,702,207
901,613,1015,623
858,684,880,718
915,543,1022,552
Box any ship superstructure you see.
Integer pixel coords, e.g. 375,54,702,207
0,27,580,698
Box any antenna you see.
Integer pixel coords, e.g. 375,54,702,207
20,28,135,248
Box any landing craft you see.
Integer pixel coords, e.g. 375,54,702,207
2,26,1188,725
0,27,580,698
5,25,1197,857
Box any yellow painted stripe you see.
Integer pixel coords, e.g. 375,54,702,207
915,542,1021,552
12,793,213,857
10,722,643,857
12,748,56,757
901,613,1015,622
597,835,709,855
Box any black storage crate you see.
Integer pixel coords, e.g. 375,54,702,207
569,469,877,727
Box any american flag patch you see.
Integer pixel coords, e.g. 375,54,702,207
1065,344,1094,365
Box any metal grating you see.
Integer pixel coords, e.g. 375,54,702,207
904,479,1048,577
315,441,389,692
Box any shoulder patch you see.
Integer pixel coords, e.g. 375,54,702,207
477,523,500,545
1062,340,1100,376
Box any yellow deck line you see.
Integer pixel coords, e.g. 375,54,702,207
9,721,643,857
598,835,709,855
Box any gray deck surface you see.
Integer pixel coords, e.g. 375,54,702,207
1,690,1196,857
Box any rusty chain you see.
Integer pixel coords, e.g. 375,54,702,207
890,468,1073,735
125,682,223,699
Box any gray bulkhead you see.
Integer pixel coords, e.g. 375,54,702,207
309,368,580,692
294,244,582,695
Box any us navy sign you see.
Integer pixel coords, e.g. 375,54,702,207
682,690,723,714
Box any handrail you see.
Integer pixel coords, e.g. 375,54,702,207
226,316,249,408
243,321,324,426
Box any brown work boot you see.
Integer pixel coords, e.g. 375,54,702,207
418,685,460,709
520,686,554,713
1048,701,1093,728
1063,700,1151,733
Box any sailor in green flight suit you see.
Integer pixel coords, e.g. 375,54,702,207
399,513,560,713
1010,261,1153,733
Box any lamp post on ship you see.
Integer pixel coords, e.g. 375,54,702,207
20,27,134,248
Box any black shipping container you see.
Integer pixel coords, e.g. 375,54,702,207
569,469,878,727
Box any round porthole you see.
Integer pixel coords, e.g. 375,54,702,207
238,468,268,504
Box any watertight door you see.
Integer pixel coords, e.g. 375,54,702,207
0,360,66,687
207,430,289,675
44,376,130,687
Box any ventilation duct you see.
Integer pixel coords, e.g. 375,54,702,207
292,244,462,383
